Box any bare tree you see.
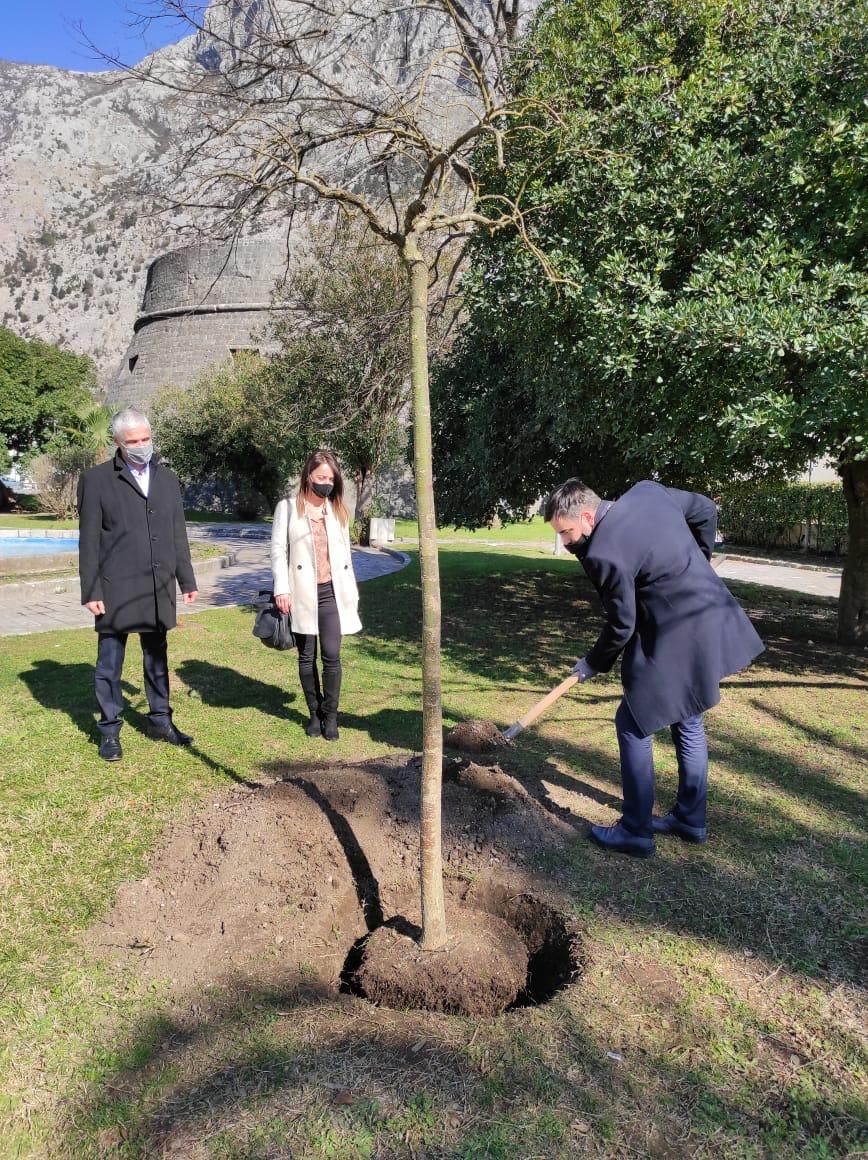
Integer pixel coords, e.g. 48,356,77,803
111,0,560,952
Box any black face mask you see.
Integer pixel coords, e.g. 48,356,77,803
311,481,334,498
565,537,586,557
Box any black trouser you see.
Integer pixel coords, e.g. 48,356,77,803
295,582,342,717
95,630,171,738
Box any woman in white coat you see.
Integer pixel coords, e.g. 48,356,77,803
271,450,362,740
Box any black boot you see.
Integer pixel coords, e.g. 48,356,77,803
298,665,323,737
321,665,342,741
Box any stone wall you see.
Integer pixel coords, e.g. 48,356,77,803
108,236,293,409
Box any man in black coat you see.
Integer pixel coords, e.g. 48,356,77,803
78,408,198,761
546,478,764,857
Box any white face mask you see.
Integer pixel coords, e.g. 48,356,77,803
123,440,153,466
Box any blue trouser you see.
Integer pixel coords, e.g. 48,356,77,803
615,700,708,838
95,630,172,737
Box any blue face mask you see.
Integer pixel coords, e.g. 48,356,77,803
311,481,334,498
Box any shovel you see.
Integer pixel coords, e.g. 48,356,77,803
502,672,580,741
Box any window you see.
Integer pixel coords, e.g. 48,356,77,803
229,347,260,363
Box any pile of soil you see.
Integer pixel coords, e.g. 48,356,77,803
444,719,510,753
88,755,580,1013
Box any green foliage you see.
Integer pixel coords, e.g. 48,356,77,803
0,440,10,475
265,223,411,515
0,326,97,455
60,403,114,461
433,0,867,527
720,482,848,554
151,354,304,513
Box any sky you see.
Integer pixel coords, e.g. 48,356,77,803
2,1,192,71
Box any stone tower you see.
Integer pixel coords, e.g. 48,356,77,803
108,237,292,409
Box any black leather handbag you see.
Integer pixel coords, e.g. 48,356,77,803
252,590,296,650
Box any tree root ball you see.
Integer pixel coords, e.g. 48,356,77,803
355,908,529,1016
444,719,509,753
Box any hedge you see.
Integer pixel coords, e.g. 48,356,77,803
719,482,847,556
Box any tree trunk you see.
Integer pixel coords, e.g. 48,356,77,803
355,466,373,521
838,461,868,644
403,236,447,951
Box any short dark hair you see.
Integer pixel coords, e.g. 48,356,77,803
544,479,602,522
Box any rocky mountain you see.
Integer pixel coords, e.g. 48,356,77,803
0,0,527,384
0,51,191,379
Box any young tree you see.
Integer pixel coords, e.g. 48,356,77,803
119,0,550,952
433,0,867,642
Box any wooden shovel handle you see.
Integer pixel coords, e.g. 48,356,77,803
502,673,579,741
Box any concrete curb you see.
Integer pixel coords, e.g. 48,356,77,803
715,551,842,575
369,545,412,566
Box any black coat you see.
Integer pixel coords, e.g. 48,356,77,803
577,481,764,735
77,451,197,634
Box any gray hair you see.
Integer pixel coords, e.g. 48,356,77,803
111,408,151,440
544,479,602,522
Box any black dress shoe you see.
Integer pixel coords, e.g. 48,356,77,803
145,723,193,746
652,812,707,844
589,821,655,858
98,735,123,762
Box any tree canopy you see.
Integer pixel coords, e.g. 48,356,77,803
433,0,867,527
151,229,416,516
150,353,301,514
0,326,97,454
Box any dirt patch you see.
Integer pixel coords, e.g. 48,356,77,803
87,754,582,1011
444,719,510,753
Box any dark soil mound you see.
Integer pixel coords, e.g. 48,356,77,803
356,907,529,1016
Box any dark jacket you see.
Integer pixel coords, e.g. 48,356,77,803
77,451,197,634
577,481,764,735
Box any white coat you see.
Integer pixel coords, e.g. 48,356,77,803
270,496,362,636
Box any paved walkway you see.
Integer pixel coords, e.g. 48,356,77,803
713,555,841,598
0,528,410,637
0,524,841,637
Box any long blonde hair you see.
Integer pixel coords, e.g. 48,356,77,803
295,449,350,525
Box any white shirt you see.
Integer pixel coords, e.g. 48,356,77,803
127,461,150,497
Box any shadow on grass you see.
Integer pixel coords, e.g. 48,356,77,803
19,659,135,741
40,549,867,1156
491,710,866,985
58,968,866,1159
360,553,866,694
176,659,294,720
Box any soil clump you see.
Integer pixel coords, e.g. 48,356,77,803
444,719,510,753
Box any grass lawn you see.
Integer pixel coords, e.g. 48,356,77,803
394,516,553,544
0,545,865,1158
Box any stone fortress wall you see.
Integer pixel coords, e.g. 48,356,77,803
108,237,292,410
